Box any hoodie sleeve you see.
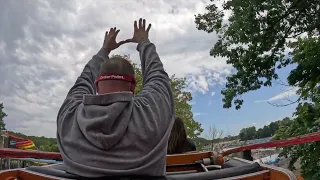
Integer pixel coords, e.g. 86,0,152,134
57,48,109,125
135,40,175,120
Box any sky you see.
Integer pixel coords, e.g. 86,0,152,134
0,0,299,138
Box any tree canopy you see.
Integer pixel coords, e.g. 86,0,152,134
0,103,7,130
238,117,292,141
195,0,319,109
239,126,257,141
274,102,320,178
112,54,203,138
195,0,320,178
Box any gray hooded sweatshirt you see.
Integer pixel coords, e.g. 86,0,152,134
56,40,175,178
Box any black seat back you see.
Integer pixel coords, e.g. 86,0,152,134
166,162,261,180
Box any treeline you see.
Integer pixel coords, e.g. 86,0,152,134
193,135,239,148
239,117,291,141
195,118,293,148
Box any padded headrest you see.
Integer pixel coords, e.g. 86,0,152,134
166,162,261,180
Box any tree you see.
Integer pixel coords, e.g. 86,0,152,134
239,126,256,141
206,125,224,151
238,120,283,140
195,1,320,178
0,103,7,130
40,144,60,152
274,103,320,179
112,54,203,138
195,0,319,109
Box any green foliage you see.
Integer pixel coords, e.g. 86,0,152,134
239,126,257,141
0,103,7,130
238,118,290,141
39,144,60,152
196,1,320,178
276,38,320,179
274,102,320,179
112,54,203,138
195,0,319,109
287,37,320,101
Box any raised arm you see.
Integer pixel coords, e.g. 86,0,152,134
126,18,175,116
57,28,128,123
136,40,173,101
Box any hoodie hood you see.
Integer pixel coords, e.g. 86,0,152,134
76,92,133,150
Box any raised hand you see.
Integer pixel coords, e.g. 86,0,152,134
103,27,128,53
125,18,152,43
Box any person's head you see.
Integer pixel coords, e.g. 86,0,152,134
167,117,187,154
96,56,135,94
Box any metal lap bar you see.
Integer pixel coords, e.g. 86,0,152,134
195,158,212,165
166,163,201,172
166,170,197,175
200,164,209,172
203,158,212,165
167,157,215,172
206,165,222,170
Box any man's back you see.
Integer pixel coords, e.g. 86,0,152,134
56,24,174,178
58,91,173,177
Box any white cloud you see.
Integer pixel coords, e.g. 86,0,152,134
254,87,299,103
0,0,232,137
211,92,216,96
267,87,298,102
188,101,196,105
193,112,207,117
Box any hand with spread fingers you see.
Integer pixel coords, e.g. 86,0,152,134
103,27,128,53
125,18,152,44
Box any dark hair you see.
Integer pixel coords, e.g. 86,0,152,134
167,117,187,154
99,56,135,77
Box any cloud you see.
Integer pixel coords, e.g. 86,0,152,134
193,112,207,117
0,0,232,137
188,101,196,105
207,92,216,106
254,87,299,103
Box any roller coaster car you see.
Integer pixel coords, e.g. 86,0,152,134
0,151,299,180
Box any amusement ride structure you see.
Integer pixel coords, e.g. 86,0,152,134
0,131,319,179
5,132,36,150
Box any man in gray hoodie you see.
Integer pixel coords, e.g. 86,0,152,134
57,18,175,178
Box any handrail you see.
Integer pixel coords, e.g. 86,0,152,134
221,132,320,156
